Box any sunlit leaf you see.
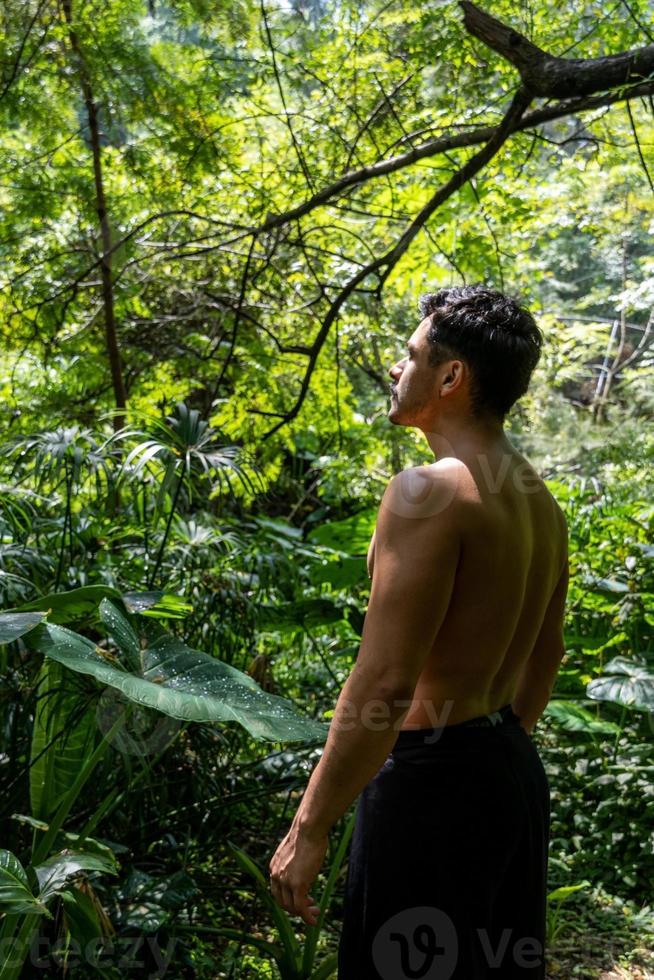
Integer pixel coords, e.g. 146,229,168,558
33,622,328,742
35,850,118,904
543,700,619,735
0,850,49,917
586,657,654,711
13,586,122,625
0,611,47,643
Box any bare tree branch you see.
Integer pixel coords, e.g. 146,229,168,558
460,0,654,99
247,77,654,240
254,85,533,438
260,0,315,192
625,97,654,193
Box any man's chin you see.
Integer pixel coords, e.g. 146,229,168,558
388,403,411,426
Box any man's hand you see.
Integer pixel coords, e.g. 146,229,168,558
269,822,328,927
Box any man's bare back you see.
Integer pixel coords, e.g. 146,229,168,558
367,448,568,729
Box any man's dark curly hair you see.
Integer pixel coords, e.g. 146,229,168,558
418,284,543,422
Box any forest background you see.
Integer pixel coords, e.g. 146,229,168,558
0,0,653,977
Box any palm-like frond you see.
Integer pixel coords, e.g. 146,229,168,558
0,485,46,537
104,403,262,588
0,542,53,581
107,402,261,502
1,426,116,497
170,516,242,554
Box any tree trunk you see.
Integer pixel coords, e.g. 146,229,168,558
59,0,127,433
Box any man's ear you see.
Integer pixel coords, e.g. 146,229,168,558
442,360,464,388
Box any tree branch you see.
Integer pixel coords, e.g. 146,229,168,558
242,3,654,438
254,86,533,439
460,0,654,99
246,77,654,241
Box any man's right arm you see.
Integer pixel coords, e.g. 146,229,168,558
512,522,569,735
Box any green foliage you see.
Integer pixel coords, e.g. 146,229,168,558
29,660,96,820
546,880,590,945
224,808,354,979
586,656,654,711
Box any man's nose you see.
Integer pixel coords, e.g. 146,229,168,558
389,360,403,381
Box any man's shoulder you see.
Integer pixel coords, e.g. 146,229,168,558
541,484,568,538
380,460,464,522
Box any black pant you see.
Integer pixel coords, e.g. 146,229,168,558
338,705,550,979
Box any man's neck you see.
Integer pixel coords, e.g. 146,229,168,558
422,416,514,463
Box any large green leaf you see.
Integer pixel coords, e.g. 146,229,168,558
99,599,140,671
543,700,620,735
122,591,193,619
118,868,198,934
547,881,590,904
7,587,190,628
257,598,346,633
30,660,97,820
0,850,49,917
11,818,119,868
35,851,118,904
60,887,104,956
253,517,303,541
118,868,190,932
33,623,328,742
0,612,47,644
12,586,122,625
121,591,164,613
586,657,654,711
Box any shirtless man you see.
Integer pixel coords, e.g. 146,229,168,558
269,284,569,979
